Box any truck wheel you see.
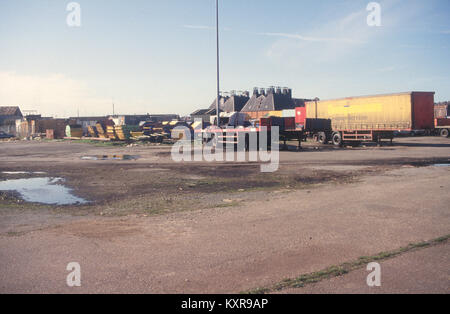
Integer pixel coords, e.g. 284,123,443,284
332,132,343,147
312,134,319,142
440,129,449,138
318,132,328,144
204,134,216,147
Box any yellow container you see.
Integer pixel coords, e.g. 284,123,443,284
305,92,435,131
130,131,144,138
268,111,283,117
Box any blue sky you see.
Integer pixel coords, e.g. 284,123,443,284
0,0,449,117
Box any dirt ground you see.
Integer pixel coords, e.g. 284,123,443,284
0,136,449,293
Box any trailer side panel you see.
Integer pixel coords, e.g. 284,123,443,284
305,92,435,131
412,92,435,130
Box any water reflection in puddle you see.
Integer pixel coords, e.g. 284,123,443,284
0,177,87,205
81,155,139,161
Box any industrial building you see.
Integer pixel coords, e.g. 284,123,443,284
241,87,309,119
0,106,23,136
191,87,310,121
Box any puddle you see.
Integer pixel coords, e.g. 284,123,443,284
0,177,88,205
81,155,139,161
2,171,47,175
433,164,450,167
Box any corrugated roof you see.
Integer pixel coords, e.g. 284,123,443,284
0,106,22,117
242,92,296,112
242,90,310,112
208,96,229,110
222,95,250,113
205,108,218,115
241,95,266,112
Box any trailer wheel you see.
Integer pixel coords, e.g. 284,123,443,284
312,134,319,142
204,134,216,148
318,132,328,144
440,128,450,138
332,132,343,147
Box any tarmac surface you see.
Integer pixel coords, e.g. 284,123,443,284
0,136,449,293
280,243,450,294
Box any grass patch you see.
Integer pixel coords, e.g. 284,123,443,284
62,139,128,147
245,234,450,294
5,231,27,237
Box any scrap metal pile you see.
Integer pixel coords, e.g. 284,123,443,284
64,119,193,143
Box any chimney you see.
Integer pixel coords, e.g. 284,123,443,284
260,88,266,96
253,87,259,97
276,87,282,94
283,87,292,98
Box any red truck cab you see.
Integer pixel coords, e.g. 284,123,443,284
295,107,306,130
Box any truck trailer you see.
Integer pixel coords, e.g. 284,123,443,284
197,91,437,150
302,91,436,146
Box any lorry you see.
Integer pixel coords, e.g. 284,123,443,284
301,92,436,146
197,111,330,150
197,91,437,149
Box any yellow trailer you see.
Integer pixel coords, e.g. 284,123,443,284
305,92,435,146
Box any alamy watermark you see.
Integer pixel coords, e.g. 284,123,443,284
66,2,81,27
171,124,279,173
367,2,381,27
64,3,380,29
367,262,381,287
66,262,81,287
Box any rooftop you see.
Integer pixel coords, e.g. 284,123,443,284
0,106,22,117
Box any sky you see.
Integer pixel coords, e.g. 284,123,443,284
0,0,449,117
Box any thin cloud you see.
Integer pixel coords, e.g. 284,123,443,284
259,32,366,44
184,24,363,44
263,0,418,67
264,7,370,66
183,25,232,31
441,30,450,34
183,25,214,30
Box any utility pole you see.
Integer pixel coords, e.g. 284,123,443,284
215,0,220,126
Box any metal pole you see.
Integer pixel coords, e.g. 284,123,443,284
215,0,220,126
314,97,319,119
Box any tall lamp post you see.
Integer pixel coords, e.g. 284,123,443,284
215,0,220,126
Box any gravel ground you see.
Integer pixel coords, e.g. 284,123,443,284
0,136,449,293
